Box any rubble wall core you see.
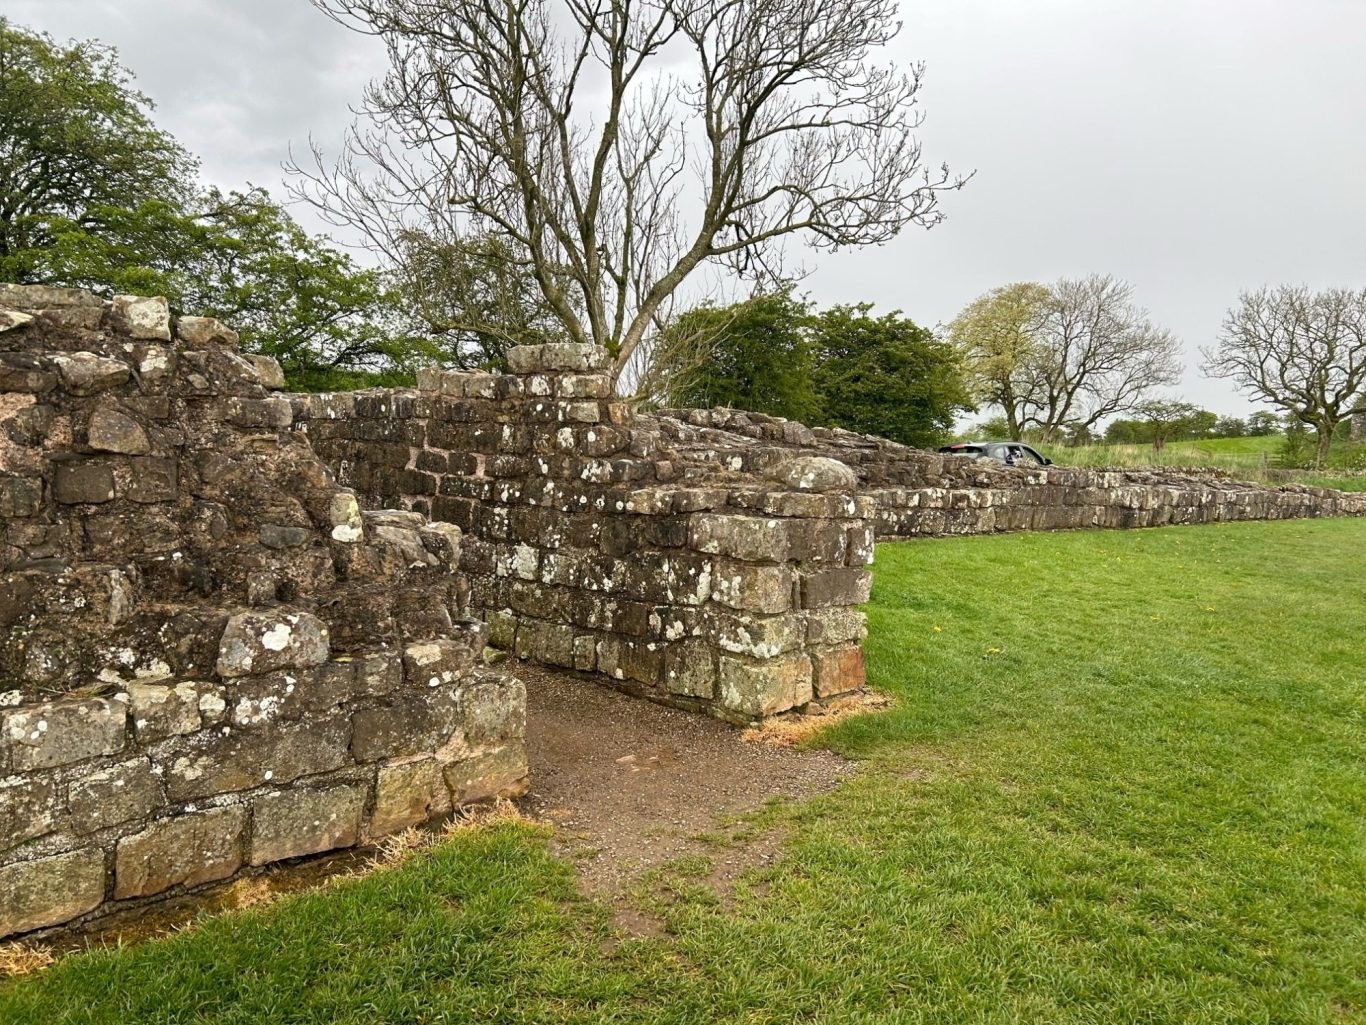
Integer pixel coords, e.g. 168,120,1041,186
0,286,525,940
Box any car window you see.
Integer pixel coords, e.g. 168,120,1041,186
1016,445,1047,465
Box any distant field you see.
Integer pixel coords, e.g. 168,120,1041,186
1044,436,1366,491
1047,435,1281,470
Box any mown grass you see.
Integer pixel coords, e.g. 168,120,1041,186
4,519,1365,1023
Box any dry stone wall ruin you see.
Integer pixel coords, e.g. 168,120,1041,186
3,284,1363,942
293,347,875,725
0,286,525,940
654,408,1366,535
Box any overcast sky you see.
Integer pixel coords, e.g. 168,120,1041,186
12,0,1366,416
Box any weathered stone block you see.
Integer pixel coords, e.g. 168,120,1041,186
162,719,351,801
663,639,715,698
2,696,127,770
370,758,453,836
114,806,246,898
350,688,463,763
51,352,129,395
127,681,204,742
811,645,866,698
0,849,105,938
0,352,54,393
799,568,872,608
225,396,293,430
0,771,61,852
175,315,239,347
708,609,807,658
717,653,813,717
443,744,529,804
87,406,150,454
710,562,794,614
249,783,366,866
216,610,330,677
52,459,115,504
462,670,526,744
67,755,163,833
113,295,172,341
0,475,42,517
689,514,791,562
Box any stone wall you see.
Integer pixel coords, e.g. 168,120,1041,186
293,345,874,724
0,286,526,940
652,408,1366,536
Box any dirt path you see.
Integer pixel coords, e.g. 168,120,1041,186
515,664,855,898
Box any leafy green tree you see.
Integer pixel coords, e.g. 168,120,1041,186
0,19,195,284
0,20,441,390
178,189,434,389
1247,411,1282,436
665,290,819,421
809,305,973,447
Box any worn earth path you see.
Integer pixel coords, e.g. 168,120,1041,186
515,663,855,926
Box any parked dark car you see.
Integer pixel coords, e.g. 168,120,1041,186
937,441,1053,466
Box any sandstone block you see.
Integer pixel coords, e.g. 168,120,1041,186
689,513,790,562
127,681,204,742
811,645,866,698
443,744,529,804
0,309,34,334
805,608,869,646
249,783,366,866
113,295,172,341
462,670,526,744
175,315,239,347
369,758,453,836
663,639,715,698
67,755,163,833
114,806,246,898
224,396,293,430
717,653,813,717
162,719,351,801
0,352,54,392
766,456,858,493
216,610,330,677
2,696,126,770
0,771,61,853
51,352,130,395
243,355,286,390
350,688,463,763
710,562,794,614
328,491,365,543
799,568,872,608
708,609,807,658
87,406,150,454
52,459,116,504
0,849,105,938
0,475,42,517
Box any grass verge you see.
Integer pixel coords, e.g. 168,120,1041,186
3,519,1365,1023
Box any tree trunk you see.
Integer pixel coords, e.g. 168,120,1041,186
1314,426,1334,468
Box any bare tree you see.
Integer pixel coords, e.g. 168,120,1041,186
1203,285,1366,466
950,275,1180,442
1024,276,1182,442
290,0,964,386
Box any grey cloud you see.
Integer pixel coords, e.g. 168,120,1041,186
11,0,1366,414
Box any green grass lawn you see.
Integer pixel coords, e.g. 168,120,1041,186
5,519,1366,1023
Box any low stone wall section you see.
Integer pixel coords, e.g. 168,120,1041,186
293,345,874,724
0,286,526,940
652,408,1366,536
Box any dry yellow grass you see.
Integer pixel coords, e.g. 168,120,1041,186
0,941,55,978
741,691,894,748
